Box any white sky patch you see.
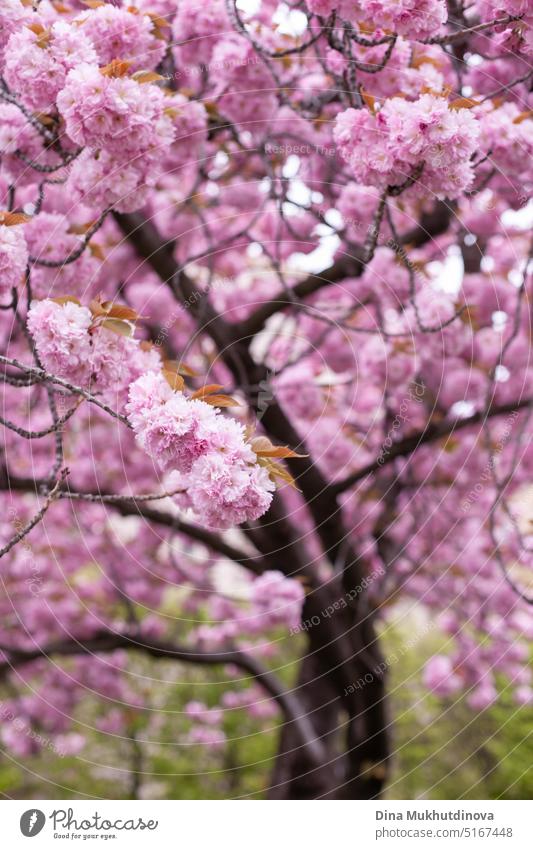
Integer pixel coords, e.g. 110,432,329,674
325,208,343,230
237,0,261,16
272,3,309,36
509,267,526,287
289,232,341,274
247,241,263,258
492,310,508,331
214,150,229,169
427,248,464,295
286,178,313,206
495,364,510,383
501,200,533,230
451,400,476,418
282,154,301,179
211,561,252,601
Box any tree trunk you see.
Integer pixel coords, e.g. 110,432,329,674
269,595,390,799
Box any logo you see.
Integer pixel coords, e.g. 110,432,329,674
20,809,46,837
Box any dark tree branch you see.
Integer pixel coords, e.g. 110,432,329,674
234,200,453,337
0,468,264,572
334,397,533,495
0,630,327,772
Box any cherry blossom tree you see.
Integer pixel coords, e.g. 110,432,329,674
0,0,532,799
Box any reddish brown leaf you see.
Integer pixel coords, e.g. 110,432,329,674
162,369,185,392
361,89,377,114
33,113,56,127
260,458,298,489
513,110,533,124
202,394,240,407
89,298,107,317
88,242,105,261
132,70,166,84
163,360,199,378
255,446,307,459
190,384,224,400
250,436,306,459
51,295,81,306
449,96,480,110
0,212,31,226
100,318,134,337
101,302,139,321
101,59,133,78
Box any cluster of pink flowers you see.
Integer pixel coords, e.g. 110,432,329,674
55,61,175,212
66,148,154,214
306,0,447,38
0,0,26,60
0,219,28,299
27,298,159,402
210,36,277,130
74,4,166,71
334,94,479,199
171,0,227,68
27,299,93,385
477,102,533,205
176,452,275,530
127,372,275,529
251,570,305,630
24,213,102,299
4,20,97,111
0,103,51,185
57,63,173,156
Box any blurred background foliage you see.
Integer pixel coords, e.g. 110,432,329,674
1,618,531,800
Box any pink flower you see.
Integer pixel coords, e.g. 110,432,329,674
27,299,93,384
0,103,46,185
334,95,479,199
24,213,101,299
66,148,154,214
187,726,226,748
185,701,223,725
423,655,462,696
467,681,498,711
57,64,174,158
307,0,446,39
27,299,160,404
186,454,274,529
75,5,166,71
251,570,305,629
55,732,86,756
127,372,275,529
514,686,533,706
0,222,28,299
4,20,97,111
